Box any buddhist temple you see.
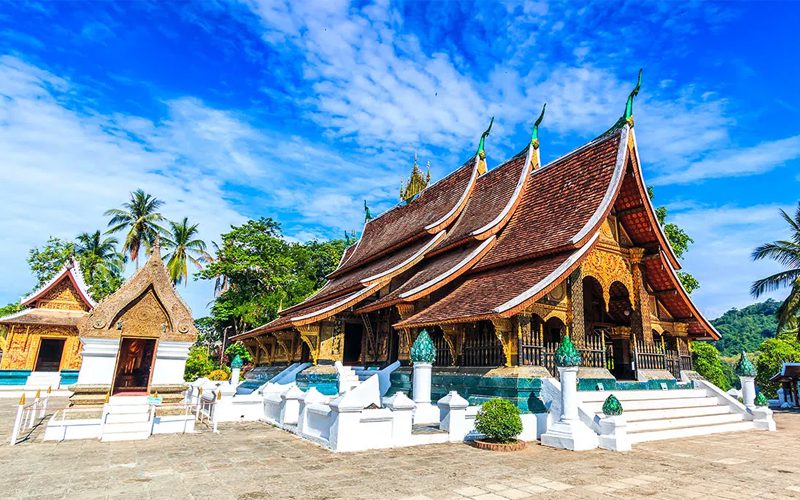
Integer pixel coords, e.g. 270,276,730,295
232,82,720,405
0,259,93,387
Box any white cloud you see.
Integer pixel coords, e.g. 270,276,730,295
670,203,794,318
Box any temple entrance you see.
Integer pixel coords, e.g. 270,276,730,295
343,322,363,364
112,338,157,395
608,337,635,380
35,339,65,372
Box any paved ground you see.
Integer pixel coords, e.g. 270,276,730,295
1,397,799,499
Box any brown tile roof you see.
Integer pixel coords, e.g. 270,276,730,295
331,158,477,276
434,148,530,251
395,250,580,328
0,308,86,327
474,130,624,270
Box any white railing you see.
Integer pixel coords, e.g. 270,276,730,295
9,388,51,446
194,387,219,433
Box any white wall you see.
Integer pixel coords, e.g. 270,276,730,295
76,337,120,385
151,341,192,385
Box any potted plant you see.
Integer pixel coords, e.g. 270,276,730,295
473,398,526,451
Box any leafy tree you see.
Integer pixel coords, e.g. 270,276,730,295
0,303,23,318
712,300,780,356
755,332,800,398
194,317,221,348
161,217,209,286
751,202,800,339
648,187,698,293
105,189,166,268
27,235,124,301
691,342,731,390
75,231,126,299
184,346,217,382
198,218,348,337
225,341,253,364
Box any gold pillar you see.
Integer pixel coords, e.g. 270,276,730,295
629,248,653,344
491,318,515,367
296,324,321,365
441,324,464,366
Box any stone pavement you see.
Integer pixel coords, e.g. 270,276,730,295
0,397,799,499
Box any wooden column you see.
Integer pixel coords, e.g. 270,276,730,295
440,324,464,366
629,248,653,344
395,304,416,362
567,269,585,342
491,318,516,367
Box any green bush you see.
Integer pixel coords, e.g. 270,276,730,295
184,346,217,382
225,341,253,364
692,342,731,391
475,398,523,443
208,368,231,381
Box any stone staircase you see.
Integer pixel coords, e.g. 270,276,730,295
101,396,152,442
24,371,61,390
579,387,754,444
337,366,361,393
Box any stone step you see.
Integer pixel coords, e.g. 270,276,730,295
101,431,151,442
582,396,721,413
626,413,744,433
108,396,149,405
628,421,755,444
105,412,151,424
578,389,707,403
106,405,150,415
102,421,151,435
615,405,733,422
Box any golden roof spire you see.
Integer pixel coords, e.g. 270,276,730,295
400,151,431,203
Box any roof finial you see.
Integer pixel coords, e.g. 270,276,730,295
364,200,373,222
400,151,431,203
624,68,642,126
531,103,546,150
476,117,494,175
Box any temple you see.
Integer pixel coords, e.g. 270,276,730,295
232,89,720,405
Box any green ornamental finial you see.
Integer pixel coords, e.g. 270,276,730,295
231,354,243,369
410,329,436,364
624,68,643,125
755,392,768,407
734,351,756,377
602,394,623,416
476,117,494,159
364,200,372,222
531,103,546,150
555,335,581,367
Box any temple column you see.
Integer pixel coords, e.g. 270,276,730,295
629,248,653,344
441,324,464,366
491,318,516,367
517,313,531,365
297,324,321,365
567,269,585,343
395,304,416,363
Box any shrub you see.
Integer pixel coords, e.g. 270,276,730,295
756,333,800,397
474,398,523,443
225,341,253,364
184,346,216,382
691,342,731,391
208,368,231,381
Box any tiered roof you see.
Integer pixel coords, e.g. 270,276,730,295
236,116,718,341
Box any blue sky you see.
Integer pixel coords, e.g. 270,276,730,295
0,0,798,318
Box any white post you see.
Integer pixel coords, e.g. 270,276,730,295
40,387,51,419
280,386,304,426
598,415,631,452
412,362,432,405
740,376,756,411
9,397,25,446
298,388,327,436
437,391,470,442
540,365,598,451
328,395,364,452
386,392,415,446
231,367,241,387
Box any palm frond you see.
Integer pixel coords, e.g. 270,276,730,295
751,269,800,297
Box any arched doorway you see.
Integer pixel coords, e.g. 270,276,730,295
606,281,634,380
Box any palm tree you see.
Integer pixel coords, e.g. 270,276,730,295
161,217,210,286
752,202,800,338
75,231,126,280
104,189,166,268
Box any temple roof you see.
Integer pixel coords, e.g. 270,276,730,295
21,258,95,310
235,120,718,341
0,308,87,327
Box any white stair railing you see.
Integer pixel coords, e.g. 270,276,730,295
9,388,51,445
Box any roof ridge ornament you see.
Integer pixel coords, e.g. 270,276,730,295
476,117,494,175
364,200,373,222
624,68,642,127
531,103,546,150
400,151,431,203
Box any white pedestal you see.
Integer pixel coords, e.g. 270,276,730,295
412,362,438,424
740,376,756,411
231,367,241,387
541,366,598,451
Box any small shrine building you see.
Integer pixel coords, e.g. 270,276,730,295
233,88,720,404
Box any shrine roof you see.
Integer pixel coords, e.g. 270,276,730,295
330,158,477,276
395,247,584,328
21,258,95,309
474,128,625,271
0,308,86,327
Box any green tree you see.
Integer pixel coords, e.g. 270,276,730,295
27,237,75,286
751,202,800,339
712,300,781,356
75,231,126,299
0,303,23,318
105,189,166,268
691,342,731,390
755,332,800,398
648,187,698,293
225,341,253,364
199,218,347,336
194,317,221,348
161,217,209,286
